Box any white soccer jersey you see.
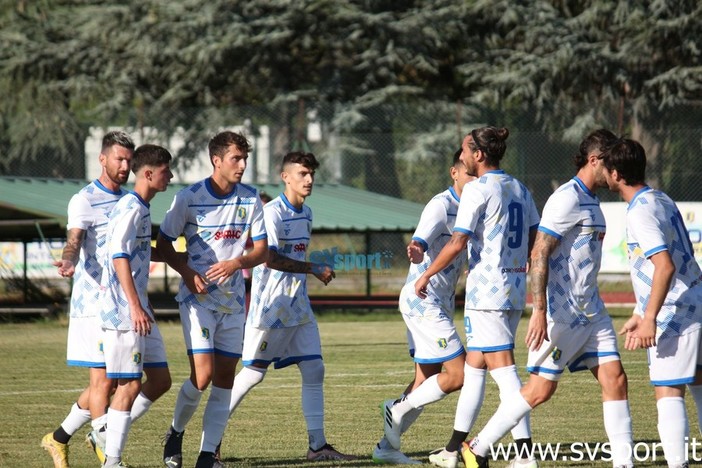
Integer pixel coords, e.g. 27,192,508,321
539,177,607,325
100,192,153,331
626,186,702,336
248,194,314,328
454,170,540,310
403,187,467,315
66,180,126,319
159,179,267,314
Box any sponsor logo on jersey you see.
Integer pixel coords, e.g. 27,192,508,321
213,229,242,241
437,338,448,349
293,243,306,252
237,207,247,219
133,352,142,364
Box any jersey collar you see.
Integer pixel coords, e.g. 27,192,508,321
628,185,652,207
448,186,460,202
572,176,596,198
281,193,304,213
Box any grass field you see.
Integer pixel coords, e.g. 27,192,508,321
0,310,697,467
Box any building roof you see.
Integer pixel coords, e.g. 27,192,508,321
0,177,425,241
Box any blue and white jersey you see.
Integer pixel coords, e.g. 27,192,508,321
99,192,153,331
539,177,607,325
402,187,467,316
159,179,267,314
249,194,314,328
66,180,126,319
454,170,540,310
626,186,702,336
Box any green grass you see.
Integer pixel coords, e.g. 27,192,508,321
0,314,696,467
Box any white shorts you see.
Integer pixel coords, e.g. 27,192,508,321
464,309,522,352
400,286,464,364
66,315,105,368
648,327,702,386
243,320,322,369
527,315,621,381
179,302,244,358
103,323,168,379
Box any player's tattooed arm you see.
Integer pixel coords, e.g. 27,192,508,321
62,228,84,264
266,249,315,274
54,228,85,277
529,231,559,312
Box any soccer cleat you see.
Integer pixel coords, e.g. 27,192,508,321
461,441,489,468
214,441,222,463
162,426,184,468
41,432,69,468
372,445,421,465
194,451,226,468
306,443,358,461
86,428,107,464
381,399,402,450
102,461,131,468
428,448,458,468
506,458,538,468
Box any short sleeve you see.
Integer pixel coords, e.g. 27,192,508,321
159,190,188,241
454,183,486,236
66,194,93,231
412,198,448,251
538,189,579,240
263,205,281,251
250,195,267,241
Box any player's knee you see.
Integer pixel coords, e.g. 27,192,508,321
442,371,464,393
299,359,325,385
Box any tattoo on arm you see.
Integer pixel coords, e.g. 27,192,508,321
529,232,559,310
267,249,310,274
62,229,85,263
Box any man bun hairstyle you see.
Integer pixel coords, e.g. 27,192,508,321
470,126,509,166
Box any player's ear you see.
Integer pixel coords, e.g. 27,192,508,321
99,152,107,167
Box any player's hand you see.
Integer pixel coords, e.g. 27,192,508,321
619,314,643,351
131,306,154,336
183,269,209,294
206,260,239,285
415,274,430,299
632,317,657,349
407,241,424,264
525,308,548,351
54,259,75,278
312,264,335,285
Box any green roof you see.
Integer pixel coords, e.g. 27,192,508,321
0,177,425,241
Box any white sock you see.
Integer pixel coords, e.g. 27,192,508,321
603,400,634,467
172,379,203,433
130,392,153,423
454,364,486,433
657,397,688,466
91,413,108,431
688,384,702,434
200,385,232,453
472,390,533,457
300,360,326,450
104,408,131,459
60,402,91,435
491,365,531,440
404,375,447,410
401,406,424,434
229,366,266,415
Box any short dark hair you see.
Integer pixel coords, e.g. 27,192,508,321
452,148,463,166
601,138,647,186
282,151,319,171
259,191,272,204
102,131,135,153
131,144,172,173
208,131,251,163
574,129,618,169
469,126,509,166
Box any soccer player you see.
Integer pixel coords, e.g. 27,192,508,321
413,127,540,468
99,144,174,468
157,131,268,468
601,138,702,468
459,130,635,468
373,149,473,465
41,131,134,468
222,151,356,463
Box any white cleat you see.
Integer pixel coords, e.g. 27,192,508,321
381,399,402,450
428,448,458,468
372,445,421,465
